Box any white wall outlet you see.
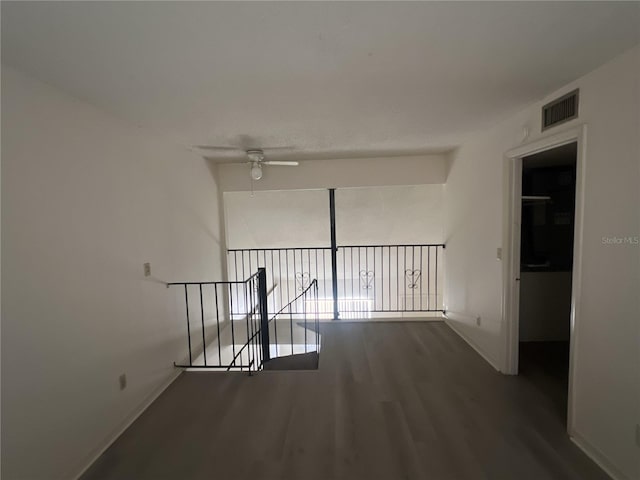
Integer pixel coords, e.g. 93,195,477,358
119,374,127,390
143,263,151,277
476,316,482,326
496,247,502,260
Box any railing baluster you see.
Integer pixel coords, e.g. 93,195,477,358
278,250,283,318
229,283,236,367
316,281,320,351
314,249,319,314
214,284,221,366
396,246,399,311
435,246,439,311
271,250,277,347
411,246,415,311
185,285,192,366
293,246,297,305
200,284,206,366
342,247,346,316
420,246,423,311
380,246,384,311
251,276,257,369
350,247,354,312
358,246,362,302
371,247,375,311
365,247,369,316
252,277,259,368
245,281,251,372
322,249,327,308
289,303,294,356
388,246,391,311
285,250,290,317
251,280,262,371
233,251,239,322
428,246,431,311
257,268,270,364
241,251,246,284
403,246,407,312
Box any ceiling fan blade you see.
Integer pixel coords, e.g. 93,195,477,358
193,145,242,151
263,161,300,166
260,146,296,151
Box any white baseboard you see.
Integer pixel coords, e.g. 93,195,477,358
334,316,444,323
570,431,631,480
72,369,182,480
443,316,501,372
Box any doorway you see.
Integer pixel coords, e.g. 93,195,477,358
518,142,577,423
504,125,586,434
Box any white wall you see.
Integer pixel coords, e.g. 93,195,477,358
217,154,448,192
336,185,443,245
1,66,225,479
224,185,444,248
224,189,330,249
444,45,640,480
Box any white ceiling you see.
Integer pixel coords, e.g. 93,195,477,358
2,1,639,161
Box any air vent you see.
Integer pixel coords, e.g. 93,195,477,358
542,89,579,131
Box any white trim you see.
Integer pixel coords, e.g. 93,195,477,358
502,155,522,376
502,123,587,438
443,314,501,372
505,124,585,160
72,369,182,480
570,432,631,480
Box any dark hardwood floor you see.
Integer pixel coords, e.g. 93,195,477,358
519,341,571,425
82,322,608,480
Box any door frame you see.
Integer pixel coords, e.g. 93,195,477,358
502,124,587,436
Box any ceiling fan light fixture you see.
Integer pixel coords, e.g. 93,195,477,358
246,149,265,163
250,162,263,180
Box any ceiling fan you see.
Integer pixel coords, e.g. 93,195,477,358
243,149,298,180
194,144,299,180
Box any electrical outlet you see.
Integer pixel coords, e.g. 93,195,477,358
496,247,502,260
119,374,127,391
143,263,151,277
476,316,482,326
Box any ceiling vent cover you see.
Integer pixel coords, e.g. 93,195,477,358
542,89,579,131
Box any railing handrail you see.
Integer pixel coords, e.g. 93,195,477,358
227,329,261,371
171,269,266,372
335,243,445,248
269,278,318,322
166,271,260,287
228,247,331,252
227,243,445,252
229,277,319,370
227,244,445,315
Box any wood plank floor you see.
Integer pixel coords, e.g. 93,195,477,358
82,322,609,480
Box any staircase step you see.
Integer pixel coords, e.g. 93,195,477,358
263,352,319,371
